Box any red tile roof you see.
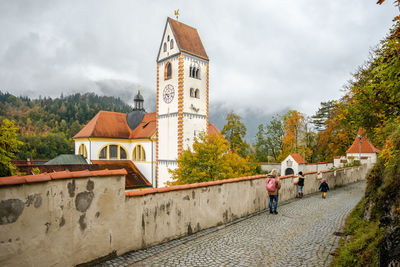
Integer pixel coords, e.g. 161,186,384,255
0,169,127,187
346,128,381,154
73,111,156,139
73,111,133,139
168,17,209,60
73,108,219,143
290,153,307,164
92,160,152,188
131,113,156,139
208,122,220,135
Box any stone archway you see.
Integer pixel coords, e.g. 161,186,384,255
285,168,294,175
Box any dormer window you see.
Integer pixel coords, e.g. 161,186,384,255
165,62,172,80
170,39,174,49
163,42,167,52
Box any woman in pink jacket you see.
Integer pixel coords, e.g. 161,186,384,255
266,169,281,215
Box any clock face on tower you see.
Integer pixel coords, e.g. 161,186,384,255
163,84,175,103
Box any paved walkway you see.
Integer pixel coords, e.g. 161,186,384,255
99,181,365,267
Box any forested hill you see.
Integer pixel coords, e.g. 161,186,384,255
0,91,132,160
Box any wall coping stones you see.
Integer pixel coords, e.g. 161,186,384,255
0,168,128,187
126,164,367,197
126,174,269,197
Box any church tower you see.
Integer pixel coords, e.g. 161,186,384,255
156,17,209,187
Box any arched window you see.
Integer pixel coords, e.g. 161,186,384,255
190,88,195,97
133,145,146,161
98,144,128,160
167,35,170,41
170,39,174,49
195,89,200,99
165,62,172,80
196,68,200,79
163,42,167,52
78,144,87,159
189,66,193,78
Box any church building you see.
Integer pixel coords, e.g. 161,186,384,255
73,17,219,187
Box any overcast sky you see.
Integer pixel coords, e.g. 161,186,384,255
0,0,397,117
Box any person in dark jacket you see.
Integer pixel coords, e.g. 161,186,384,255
319,179,329,199
297,171,305,198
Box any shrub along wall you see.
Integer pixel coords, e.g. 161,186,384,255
0,165,368,266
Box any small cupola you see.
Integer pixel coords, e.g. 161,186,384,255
133,89,145,111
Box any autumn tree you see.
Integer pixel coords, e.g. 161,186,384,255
278,110,313,161
221,112,249,157
314,21,400,161
168,133,256,185
0,119,23,176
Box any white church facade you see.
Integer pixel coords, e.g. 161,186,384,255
73,17,218,188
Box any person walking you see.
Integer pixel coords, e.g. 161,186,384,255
319,179,329,199
266,169,281,214
297,171,305,198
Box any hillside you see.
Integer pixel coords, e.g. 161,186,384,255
0,92,132,160
329,19,400,266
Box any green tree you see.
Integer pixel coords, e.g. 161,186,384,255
265,115,284,161
312,101,335,131
254,124,269,162
221,112,248,157
169,133,256,185
0,119,23,176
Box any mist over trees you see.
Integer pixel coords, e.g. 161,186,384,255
0,92,132,160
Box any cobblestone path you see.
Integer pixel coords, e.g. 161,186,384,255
100,181,365,267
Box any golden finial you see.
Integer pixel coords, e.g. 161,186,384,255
137,84,141,94
174,9,179,20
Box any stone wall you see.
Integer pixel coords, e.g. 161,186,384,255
0,165,368,266
259,163,281,175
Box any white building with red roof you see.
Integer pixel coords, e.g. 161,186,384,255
73,17,218,187
281,153,307,176
345,128,381,163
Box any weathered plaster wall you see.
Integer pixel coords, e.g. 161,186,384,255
304,163,334,173
0,175,126,267
0,165,368,266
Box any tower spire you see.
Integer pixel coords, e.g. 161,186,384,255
133,86,144,111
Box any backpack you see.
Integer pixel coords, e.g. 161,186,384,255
266,177,276,192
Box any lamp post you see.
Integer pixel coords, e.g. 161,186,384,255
358,135,363,162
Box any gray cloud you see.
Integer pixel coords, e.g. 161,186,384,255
0,0,397,119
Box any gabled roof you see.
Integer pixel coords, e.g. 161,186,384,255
168,17,208,60
290,153,307,164
73,111,133,139
73,111,156,140
346,128,381,154
45,154,87,165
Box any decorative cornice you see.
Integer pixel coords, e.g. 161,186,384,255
206,62,209,133
158,112,206,119
156,63,159,188
177,54,184,154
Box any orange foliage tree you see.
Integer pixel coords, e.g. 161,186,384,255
279,110,313,161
